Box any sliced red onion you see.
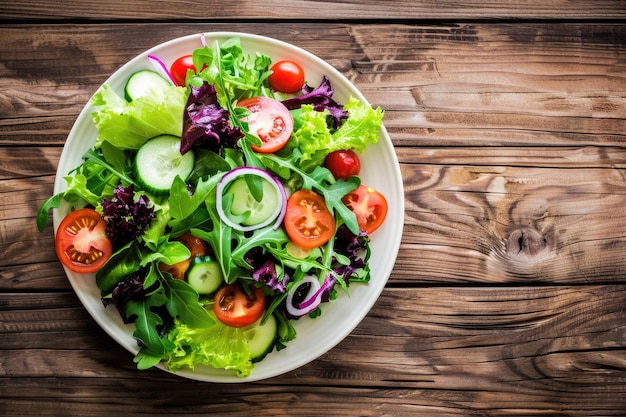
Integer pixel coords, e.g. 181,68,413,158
215,166,287,232
201,33,207,47
298,275,333,310
147,54,177,86
286,275,322,317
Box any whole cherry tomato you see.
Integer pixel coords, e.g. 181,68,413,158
324,149,361,181
170,55,196,87
268,60,305,94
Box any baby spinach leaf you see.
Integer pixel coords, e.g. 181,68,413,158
96,241,143,293
140,239,189,267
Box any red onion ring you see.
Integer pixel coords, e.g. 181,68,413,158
215,167,287,232
147,54,177,86
286,275,322,317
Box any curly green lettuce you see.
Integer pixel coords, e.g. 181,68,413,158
162,314,253,377
91,83,187,150
293,97,384,169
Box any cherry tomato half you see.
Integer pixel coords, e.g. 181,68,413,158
213,284,265,328
268,60,305,94
284,190,336,249
342,185,388,234
55,208,113,274
170,55,196,87
237,96,294,153
159,231,207,280
324,149,361,181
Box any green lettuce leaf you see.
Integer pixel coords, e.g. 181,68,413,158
91,83,187,150
294,97,384,168
162,313,253,377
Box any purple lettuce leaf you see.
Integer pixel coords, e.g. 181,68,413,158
102,184,155,246
251,260,290,294
102,274,145,322
322,225,371,302
281,76,349,129
180,82,243,155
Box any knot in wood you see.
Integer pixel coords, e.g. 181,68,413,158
506,227,546,257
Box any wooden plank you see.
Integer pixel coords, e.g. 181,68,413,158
1,0,625,20
1,24,624,147
1,383,624,417
1,286,625,414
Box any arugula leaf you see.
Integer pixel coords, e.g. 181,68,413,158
191,220,246,284
260,150,361,234
140,239,189,267
100,140,131,176
133,346,163,370
125,289,170,355
83,148,134,186
162,277,215,328
36,193,63,232
263,244,324,274
188,148,232,181
231,225,289,269
169,175,219,221
193,38,272,107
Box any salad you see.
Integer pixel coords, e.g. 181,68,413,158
37,35,388,378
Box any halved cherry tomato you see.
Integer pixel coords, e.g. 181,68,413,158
342,185,388,234
159,231,207,280
268,60,305,94
213,283,265,327
284,190,336,249
324,149,361,181
55,208,113,274
237,96,294,154
170,55,195,87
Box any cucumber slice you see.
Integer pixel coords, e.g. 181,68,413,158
134,135,194,195
242,314,278,362
124,69,171,101
225,176,280,226
186,256,223,295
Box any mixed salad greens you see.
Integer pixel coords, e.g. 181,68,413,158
37,36,388,377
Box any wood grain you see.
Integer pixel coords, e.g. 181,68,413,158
1,286,625,415
1,18,626,417
2,24,625,148
1,0,625,20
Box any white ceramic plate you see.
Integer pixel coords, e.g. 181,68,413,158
53,32,404,382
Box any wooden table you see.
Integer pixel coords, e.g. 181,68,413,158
2,1,626,415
